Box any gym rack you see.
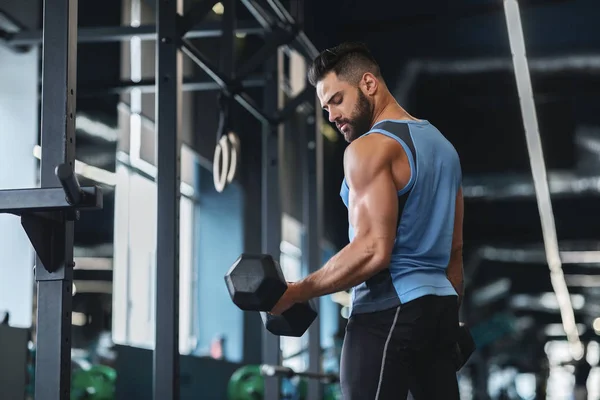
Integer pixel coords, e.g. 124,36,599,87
0,0,322,399
0,1,104,400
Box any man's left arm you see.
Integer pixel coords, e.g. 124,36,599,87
274,142,399,310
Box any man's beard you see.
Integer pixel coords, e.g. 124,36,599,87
340,89,373,143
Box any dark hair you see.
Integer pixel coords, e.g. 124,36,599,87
307,42,381,87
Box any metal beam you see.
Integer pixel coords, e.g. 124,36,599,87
78,76,265,97
302,92,324,400
0,187,102,214
220,0,236,78
240,0,276,31
236,25,296,80
153,0,182,398
180,38,272,125
262,49,282,400
274,86,313,123
178,0,219,36
4,20,262,46
263,0,318,60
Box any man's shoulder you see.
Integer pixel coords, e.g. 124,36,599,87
343,135,399,176
347,133,406,163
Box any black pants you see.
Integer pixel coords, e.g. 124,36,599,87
340,295,460,400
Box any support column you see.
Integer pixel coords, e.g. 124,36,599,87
302,96,323,400
153,0,182,398
262,52,282,400
32,0,78,399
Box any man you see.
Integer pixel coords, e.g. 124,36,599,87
271,42,464,399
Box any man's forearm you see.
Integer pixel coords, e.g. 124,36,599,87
293,239,387,303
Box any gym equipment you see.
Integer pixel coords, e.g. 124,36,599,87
228,364,338,400
213,93,241,193
455,323,476,370
0,1,104,399
70,364,116,400
227,365,264,400
260,364,339,384
224,254,318,337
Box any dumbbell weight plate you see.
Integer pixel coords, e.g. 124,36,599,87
225,254,288,311
260,300,318,337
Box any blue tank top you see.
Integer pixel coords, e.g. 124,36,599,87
340,119,461,315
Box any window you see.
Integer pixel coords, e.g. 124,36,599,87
112,151,198,355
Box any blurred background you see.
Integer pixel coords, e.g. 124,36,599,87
1,0,600,399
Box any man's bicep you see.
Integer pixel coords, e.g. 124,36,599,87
349,167,398,245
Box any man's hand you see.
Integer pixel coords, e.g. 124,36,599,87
270,282,301,316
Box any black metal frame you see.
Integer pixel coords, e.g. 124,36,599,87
261,46,282,400
301,93,324,400
153,0,181,398
1,0,320,399
0,0,103,399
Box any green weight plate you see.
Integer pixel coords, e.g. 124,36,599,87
71,365,116,400
228,365,264,400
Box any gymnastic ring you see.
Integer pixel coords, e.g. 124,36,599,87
213,134,230,193
226,131,240,184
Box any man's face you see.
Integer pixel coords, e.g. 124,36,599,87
316,72,373,143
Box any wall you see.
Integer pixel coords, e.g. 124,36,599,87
194,165,245,362
0,44,39,328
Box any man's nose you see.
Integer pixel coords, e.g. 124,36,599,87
328,110,340,123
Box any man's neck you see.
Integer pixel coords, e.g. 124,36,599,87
370,95,418,127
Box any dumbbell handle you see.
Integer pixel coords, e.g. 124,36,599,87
260,364,339,383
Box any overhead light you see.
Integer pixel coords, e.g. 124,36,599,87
510,293,585,311
72,312,88,327
480,246,600,264
212,2,224,15
539,293,585,311
593,318,600,334
503,0,581,359
545,323,587,337
565,275,600,287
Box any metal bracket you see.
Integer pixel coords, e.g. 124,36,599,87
21,212,66,274
0,164,103,274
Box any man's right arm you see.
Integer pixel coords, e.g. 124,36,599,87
447,187,464,307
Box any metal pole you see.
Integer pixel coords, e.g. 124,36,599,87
220,0,235,78
299,85,324,400
5,21,262,46
302,94,323,400
262,50,282,400
34,0,78,398
77,76,264,97
153,0,182,398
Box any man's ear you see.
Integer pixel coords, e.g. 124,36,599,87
361,72,378,96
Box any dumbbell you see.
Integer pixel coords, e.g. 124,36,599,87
224,253,318,337
454,322,476,371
